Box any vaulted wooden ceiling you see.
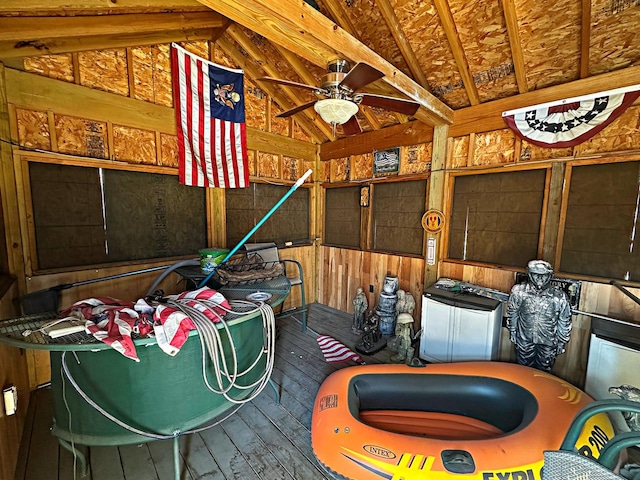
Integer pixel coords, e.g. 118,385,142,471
1,0,639,147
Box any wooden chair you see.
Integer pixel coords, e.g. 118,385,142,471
244,243,307,331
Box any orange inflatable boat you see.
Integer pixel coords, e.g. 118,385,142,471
311,361,613,480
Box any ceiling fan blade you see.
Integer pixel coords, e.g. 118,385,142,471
257,76,320,92
276,100,317,118
341,116,362,136
339,62,384,91
359,93,420,116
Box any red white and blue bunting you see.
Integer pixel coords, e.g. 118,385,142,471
502,85,640,148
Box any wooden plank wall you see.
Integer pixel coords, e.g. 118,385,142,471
0,283,29,480
318,246,425,331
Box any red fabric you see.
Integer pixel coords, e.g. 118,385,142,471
317,335,363,364
171,43,249,188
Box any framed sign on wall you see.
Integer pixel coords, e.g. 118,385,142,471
373,147,400,175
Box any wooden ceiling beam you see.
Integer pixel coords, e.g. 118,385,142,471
452,65,640,137
0,0,204,14
432,0,480,105
216,35,328,144
4,67,317,160
196,0,453,126
320,120,433,160
500,0,529,93
224,25,332,140
317,0,359,37
0,28,221,58
0,12,225,42
375,0,430,90
580,0,591,78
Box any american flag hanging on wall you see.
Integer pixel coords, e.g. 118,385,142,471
502,85,640,148
171,43,249,188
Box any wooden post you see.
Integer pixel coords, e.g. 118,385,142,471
424,124,449,288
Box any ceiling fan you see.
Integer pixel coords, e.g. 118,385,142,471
257,59,420,136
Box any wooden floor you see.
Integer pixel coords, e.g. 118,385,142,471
14,303,393,480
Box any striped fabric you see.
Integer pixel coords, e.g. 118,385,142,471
317,334,363,364
171,43,249,188
62,297,140,362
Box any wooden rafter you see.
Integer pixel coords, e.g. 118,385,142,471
224,25,332,140
196,0,452,126
0,28,221,58
216,35,327,144
500,0,529,93
375,0,430,90
432,0,479,105
0,12,225,41
0,0,204,14
580,0,591,78
317,0,359,37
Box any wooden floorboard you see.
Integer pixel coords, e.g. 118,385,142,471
15,303,392,480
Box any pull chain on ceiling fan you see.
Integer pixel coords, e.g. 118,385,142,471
258,59,420,135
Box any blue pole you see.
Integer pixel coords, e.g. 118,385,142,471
197,169,313,288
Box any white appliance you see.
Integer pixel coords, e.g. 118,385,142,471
585,317,640,433
419,286,504,363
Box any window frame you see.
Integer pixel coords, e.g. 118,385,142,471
224,179,312,247
442,164,552,270
322,174,429,257
20,152,209,275
555,155,640,282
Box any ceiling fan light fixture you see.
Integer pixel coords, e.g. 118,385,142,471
314,98,359,125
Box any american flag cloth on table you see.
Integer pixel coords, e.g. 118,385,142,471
170,43,249,188
61,297,140,362
153,287,230,357
502,84,640,148
317,334,364,364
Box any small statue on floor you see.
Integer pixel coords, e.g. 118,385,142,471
352,287,368,334
355,310,387,355
396,290,416,316
389,313,415,364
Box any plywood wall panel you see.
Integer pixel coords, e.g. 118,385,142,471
55,114,108,159
293,120,311,142
351,153,373,180
330,157,349,182
130,45,172,107
160,133,178,168
23,54,74,83
573,105,640,156
521,141,573,162
245,78,268,131
393,0,468,108
78,49,129,96
400,143,431,175
516,0,580,90
448,135,470,168
257,151,279,178
472,129,515,165
344,0,410,75
282,156,302,181
16,109,50,150
112,125,156,164
449,0,518,103
589,0,640,76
